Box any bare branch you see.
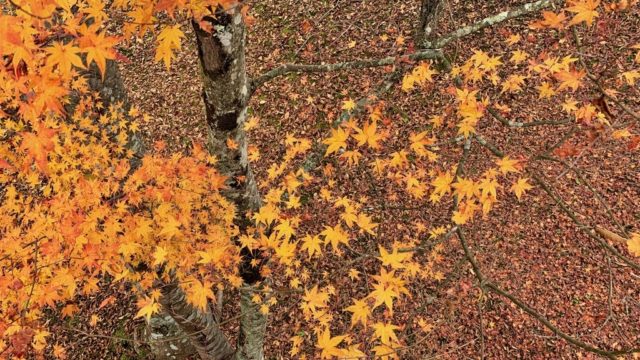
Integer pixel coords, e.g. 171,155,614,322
572,28,640,122
530,172,640,272
456,228,640,359
488,107,571,128
539,155,629,236
473,133,640,271
250,49,442,92
427,0,556,48
473,134,505,158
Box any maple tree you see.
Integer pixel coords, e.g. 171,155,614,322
1,0,640,359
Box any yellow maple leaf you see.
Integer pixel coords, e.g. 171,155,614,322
345,298,371,328
628,233,640,257
554,69,585,92
612,128,632,139
495,156,521,175
373,343,400,359
302,285,329,314
510,50,528,65
372,322,400,345
452,200,479,225
78,25,118,78
244,116,260,131
342,98,356,111
158,215,181,239
275,240,297,265
274,219,296,241
409,131,437,160
253,203,279,225
186,279,215,311
152,246,168,266
301,234,323,258
537,82,556,98
511,177,534,200
352,121,384,149
530,11,567,29
369,284,398,313
226,137,239,150
316,328,346,359
562,98,578,114
430,170,454,202
321,224,350,251
567,0,601,26
505,34,521,45
46,41,85,78
323,127,350,155
377,246,411,269
356,213,378,235
452,177,478,201
348,268,360,280
620,70,640,86
501,74,527,93
135,297,160,322
155,25,185,69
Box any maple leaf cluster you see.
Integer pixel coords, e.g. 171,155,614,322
0,0,248,357
0,0,638,358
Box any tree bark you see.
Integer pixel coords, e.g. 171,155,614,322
193,6,266,360
193,10,261,218
234,285,267,360
159,279,236,360
416,0,444,43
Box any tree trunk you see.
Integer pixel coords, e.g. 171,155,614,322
193,7,266,360
77,13,265,359
234,286,267,360
193,11,260,215
416,0,444,43
159,279,236,360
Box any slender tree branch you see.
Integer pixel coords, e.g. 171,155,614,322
473,133,640,271
572,27,640,121
530,172,640,272
539,155,628,236
426,0,556,48
488,107,571,128
456,228,640,359
473,134,505,157
250,49,442,92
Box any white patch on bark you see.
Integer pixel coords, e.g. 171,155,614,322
218,30,233,49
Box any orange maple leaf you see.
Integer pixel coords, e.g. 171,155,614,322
20,123,58,173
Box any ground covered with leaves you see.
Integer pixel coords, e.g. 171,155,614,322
51,0,640,358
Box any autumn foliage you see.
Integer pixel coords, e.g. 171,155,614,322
0,0,639,358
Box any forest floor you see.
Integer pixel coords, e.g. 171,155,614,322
50,0,640,359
